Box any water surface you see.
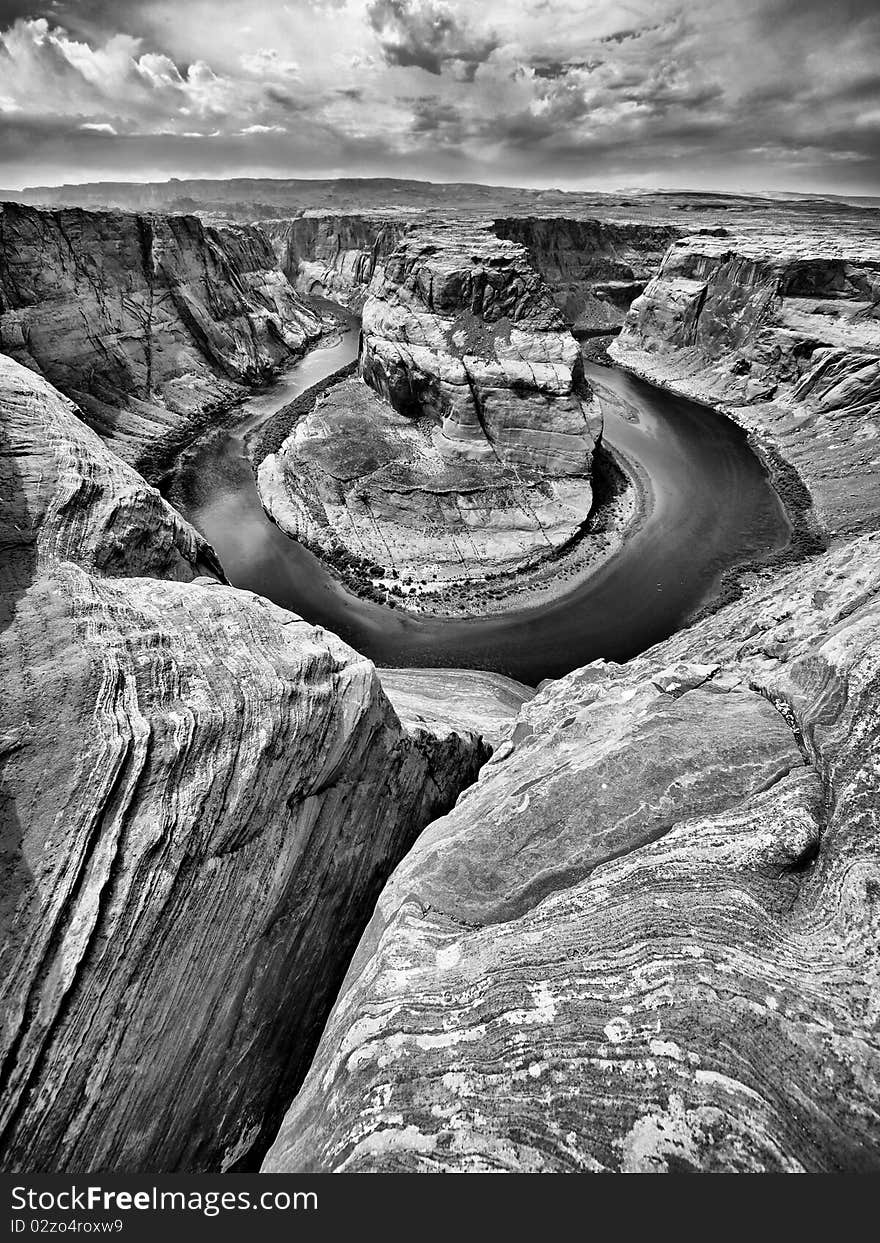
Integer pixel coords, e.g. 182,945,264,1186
166,324,790,684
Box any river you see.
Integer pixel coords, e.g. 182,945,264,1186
164,318,791,685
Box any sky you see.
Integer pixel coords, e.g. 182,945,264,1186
0,0,878,194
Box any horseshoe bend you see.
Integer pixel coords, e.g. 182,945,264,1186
1,180,879,1178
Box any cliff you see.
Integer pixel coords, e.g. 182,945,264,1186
494,217,680,334
0,204,323,473
0,354,499,1172
610,234,880,537
263,214,407,311
257,222,604,601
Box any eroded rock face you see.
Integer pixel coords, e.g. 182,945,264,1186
0,204,322,472
263,214,407,311
493,217,680,334
0,354,492,1173
263,533,880,1173
258,223,602,591
612,234,880,536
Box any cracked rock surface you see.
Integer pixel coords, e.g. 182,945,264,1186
0,353,494,1172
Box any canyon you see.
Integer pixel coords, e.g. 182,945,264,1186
258,221,604,600
1,185,879,1174
263,216,880,1173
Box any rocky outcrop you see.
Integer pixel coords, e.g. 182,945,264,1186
0,204,323,473
257,223,603,598
0,353,494,1172
263,214,407,311
264,530,880,1172
380,668,534,748
611,235,880,537
494,217,680,334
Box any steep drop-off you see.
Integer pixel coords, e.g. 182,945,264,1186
611,233,880,537
0,203,323,473
494,217,680,335
0,354,500,1173
263,214,407,311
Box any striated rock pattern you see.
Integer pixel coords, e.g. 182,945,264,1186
264,531,880,1173
380,668,534,749
0,204,322,472
494,217,680,334
612,234,880,537
263,214,407,311
258,223,603,591
0,354,493,1172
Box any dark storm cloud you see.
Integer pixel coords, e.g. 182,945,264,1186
531,59,603,80
366,0,497,77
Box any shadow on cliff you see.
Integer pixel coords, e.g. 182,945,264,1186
0,418,37,975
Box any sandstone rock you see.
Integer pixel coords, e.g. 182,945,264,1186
263,214,407,311
263,535,880,1173
380,668,534,748
611,235,880,537
0,354,491,1172
493,217,680,333
257,223,603,592
0,204,323,473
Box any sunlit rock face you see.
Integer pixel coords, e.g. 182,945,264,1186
0,204,322,472
612,234,880,537
263,533,880,1173
258,223,602,592
0,354,494,1173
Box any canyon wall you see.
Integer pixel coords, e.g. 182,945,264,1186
494,217,680,334
263,214,407,310
0,354,501,1173
0,204,323,473
257,222,603,598
611,234,880,536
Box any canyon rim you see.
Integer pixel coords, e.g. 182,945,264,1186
1,0,879,1207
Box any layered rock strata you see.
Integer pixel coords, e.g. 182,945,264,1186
494,217,680,335
0,204,322,472
0,354,495,1173
264,531,880,1173
258,223,603,598
263,214,407,311
611,235,880,537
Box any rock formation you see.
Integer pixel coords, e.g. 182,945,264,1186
257,223,603,597
611,234,880,537
494,217,680,335
264,214,407,311
264,530,880,1173
0,204,323,473
262,229,880,1175
0,353,499,1173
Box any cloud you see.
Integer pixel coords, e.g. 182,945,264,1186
0,1,877,194
366,0,497,77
